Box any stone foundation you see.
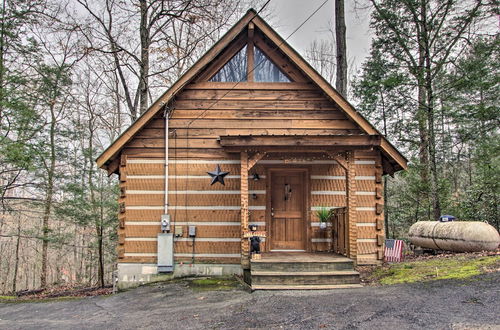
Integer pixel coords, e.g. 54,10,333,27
117,263,242,289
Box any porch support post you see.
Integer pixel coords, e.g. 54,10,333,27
346,151,358,261
240,151,250,269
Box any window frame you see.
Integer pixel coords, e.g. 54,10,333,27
206,28,293,83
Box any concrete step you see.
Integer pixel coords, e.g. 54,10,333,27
251,270,360,285
251,260,354,272
251,283,363,290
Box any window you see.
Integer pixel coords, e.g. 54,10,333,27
254,46,290,82
209,44,291,83
209,45,247,82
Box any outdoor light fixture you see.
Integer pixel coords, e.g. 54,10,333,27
252,173,260,181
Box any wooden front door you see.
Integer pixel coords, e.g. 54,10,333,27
269,169,307,251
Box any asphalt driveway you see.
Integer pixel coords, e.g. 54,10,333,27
1,273,499,329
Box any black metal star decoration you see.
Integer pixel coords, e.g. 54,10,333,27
207,164,230,185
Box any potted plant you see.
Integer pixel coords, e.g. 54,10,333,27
316,207,332,229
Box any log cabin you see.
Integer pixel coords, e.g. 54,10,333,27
97,9,407,289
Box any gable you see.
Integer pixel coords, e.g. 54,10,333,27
97,9,407,175
197,27,305,83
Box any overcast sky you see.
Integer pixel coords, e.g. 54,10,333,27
264,0,373,75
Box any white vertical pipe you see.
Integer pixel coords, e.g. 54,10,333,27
164,108,169,215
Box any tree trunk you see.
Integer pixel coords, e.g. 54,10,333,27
87,106,105,287
114,71,122,139
0,0,6,122
383,176,390,238
416,83,429,184
73,224,78,283
0,214,5,281
139,0,150,115
334,0,347,96
12,220,21,294
413,0,430,198
424,68,440,219
98,228,104,286
380,91,390,238
41,102,57,289
421,0,440,220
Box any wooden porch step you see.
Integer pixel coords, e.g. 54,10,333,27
251,270,360,285
252,270,359,276
249,253,360,289
251,260,354,272
252,284,363,290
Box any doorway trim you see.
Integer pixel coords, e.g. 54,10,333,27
265,166,311,253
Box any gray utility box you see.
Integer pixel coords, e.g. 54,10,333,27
189,225,196,237
157,233,174,273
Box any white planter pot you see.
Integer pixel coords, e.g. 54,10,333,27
319,222,327,230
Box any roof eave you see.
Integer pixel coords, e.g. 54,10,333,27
97,9,408,173
251,15,408,172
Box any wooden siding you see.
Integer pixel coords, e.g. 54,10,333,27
118,155,384,264
355,151,385,265
116,50,383,265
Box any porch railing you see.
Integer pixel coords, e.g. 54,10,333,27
331,207,348,256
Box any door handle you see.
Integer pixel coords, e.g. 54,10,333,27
271,207,274,217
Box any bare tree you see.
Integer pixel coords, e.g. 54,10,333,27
334,0,347,96
76,0,244,121
31,23,81,288
306,38,336,84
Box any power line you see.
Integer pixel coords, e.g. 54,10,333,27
185,0,329,127
181,1,272,239
179,1,329,235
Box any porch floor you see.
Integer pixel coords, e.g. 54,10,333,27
253,252,351,263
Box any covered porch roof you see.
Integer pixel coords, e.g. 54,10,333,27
218,134,403,175
219,135,382,148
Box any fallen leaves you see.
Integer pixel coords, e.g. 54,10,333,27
13,285,113,300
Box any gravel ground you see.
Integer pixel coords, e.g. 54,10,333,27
1,273,499,330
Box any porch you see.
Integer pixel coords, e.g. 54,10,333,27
218,133,386,277
223,137,365,268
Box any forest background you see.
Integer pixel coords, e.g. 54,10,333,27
0,0,498,294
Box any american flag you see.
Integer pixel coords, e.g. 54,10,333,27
384,239,404,262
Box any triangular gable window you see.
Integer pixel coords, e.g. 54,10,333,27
254,46,290,82
210,45,247,82
209,44,291,83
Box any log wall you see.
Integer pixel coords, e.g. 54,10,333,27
116,83,384,266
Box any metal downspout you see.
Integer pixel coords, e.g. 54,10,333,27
164,107,169,216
